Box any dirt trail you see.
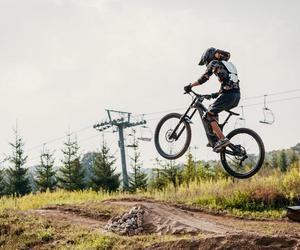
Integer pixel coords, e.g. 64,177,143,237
28,199,300,249
28,208,106,232
144,234,299,250
29,200,234,235
106,199,300,237
28,199,300,236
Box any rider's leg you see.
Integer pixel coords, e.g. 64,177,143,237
206,112,230,152
207,112,225,139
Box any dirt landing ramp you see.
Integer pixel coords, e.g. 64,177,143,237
107,201,235,235
143,234,300,250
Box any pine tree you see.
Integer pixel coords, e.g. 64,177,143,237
81,152,97,184
57,135,86,191
292,143,300,154
270,152,278,168
289,150,299,167
147,158,166,190
6,129,31,196
213,160,228,179
0,167,6,195
128,131,147,192
148,168,167,191
90,140,120,192
161,160,181,188
35,147,57,192
278,150,288,172
183,150,196,186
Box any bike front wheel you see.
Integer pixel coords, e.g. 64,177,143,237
220,128,265,179
154,113,191,160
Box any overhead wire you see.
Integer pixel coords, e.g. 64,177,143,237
21,88,300,164
26,131,108,164
241,96,300,107
242,88,300,100
27,124,95,152
139,88,300,118
144,96,300,122
27,88,300,153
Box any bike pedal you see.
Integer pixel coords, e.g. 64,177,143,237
213,147,224,153
213,139,230,153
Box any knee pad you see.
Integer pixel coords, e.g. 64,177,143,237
203,111,219,123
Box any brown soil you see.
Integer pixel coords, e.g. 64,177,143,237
143,234,300,250
105,199,300,237
27,207,106,232
107,200,234,235
28,198,300,250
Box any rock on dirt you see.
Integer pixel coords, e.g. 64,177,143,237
105,206,145,235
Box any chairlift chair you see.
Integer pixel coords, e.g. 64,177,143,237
137,125,153,142
126,129,138,147
127,128,136,137
259,95,275,125
234,106,246,128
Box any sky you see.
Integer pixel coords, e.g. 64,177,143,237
0,0,300,171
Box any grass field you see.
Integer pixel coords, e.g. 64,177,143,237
1,165,300,249
0,209,192,250
1,165,299,218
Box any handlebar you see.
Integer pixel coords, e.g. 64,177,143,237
184,90,212,100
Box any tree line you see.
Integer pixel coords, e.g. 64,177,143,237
0,128,299,197
0,129,147,196
147,146,300,190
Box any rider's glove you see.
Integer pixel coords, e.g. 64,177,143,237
184,84,192,93
211,92,220,99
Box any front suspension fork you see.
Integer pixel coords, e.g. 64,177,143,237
169,109,197,140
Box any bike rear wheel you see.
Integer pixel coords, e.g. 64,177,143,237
154,113,191,160
220,128,265,179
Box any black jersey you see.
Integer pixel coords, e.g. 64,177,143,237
197,52,240,93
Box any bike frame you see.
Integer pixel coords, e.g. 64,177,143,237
169,90,239,154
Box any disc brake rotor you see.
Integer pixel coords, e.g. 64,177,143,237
165,129,175,143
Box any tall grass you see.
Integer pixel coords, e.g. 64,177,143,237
143,165,300,218
0,189,131,211
1,165,299,218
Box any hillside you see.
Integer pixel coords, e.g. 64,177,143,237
1,143,300,249
1,196,300,249
1,160,300,250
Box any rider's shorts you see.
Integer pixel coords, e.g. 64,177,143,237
208,91,240,114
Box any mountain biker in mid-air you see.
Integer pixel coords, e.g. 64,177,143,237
184,47,241,153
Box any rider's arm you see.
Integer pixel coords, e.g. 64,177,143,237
191,61,215,87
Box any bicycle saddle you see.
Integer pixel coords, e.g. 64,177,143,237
226,110,240,116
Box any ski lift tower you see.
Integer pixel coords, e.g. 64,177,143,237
93,109,146,190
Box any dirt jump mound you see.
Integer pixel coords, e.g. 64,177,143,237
105,202,232,235
28,199,300,249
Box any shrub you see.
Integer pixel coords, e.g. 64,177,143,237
249,186,288,208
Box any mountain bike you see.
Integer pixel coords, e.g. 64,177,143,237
154,90,265,179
